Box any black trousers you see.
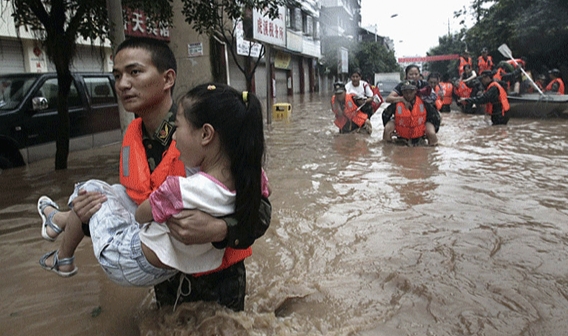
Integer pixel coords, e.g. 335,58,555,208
154,261,246,312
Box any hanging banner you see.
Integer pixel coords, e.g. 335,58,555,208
398,54,460,63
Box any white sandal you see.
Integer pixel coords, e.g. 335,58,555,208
38,196,62,242
39,250,78,277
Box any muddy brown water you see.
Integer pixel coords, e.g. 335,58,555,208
1,93,567,335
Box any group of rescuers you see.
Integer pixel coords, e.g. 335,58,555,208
331,50,565,146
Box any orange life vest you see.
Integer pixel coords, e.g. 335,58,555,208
506,59,525,69
331,94,368,129
120,117,252,276
434,85,443,110
439,82,454,105
120,117,186,205
369,84,383,112
454,81,472,105
485,81,510,116
459,56,473,76
394,96,427,140
477,55,493,72
545,78,565,94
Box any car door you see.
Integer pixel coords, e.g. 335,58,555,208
81,75,120,134
25,76,86,146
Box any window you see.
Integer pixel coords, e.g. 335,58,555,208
84,77,116,105
304,15,313,36
39,78,82,109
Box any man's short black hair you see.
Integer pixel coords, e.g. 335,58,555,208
115,37,177,74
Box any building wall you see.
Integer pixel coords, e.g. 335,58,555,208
168,0,214,100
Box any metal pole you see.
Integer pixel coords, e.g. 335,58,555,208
213,35,230,85
265,44,272,125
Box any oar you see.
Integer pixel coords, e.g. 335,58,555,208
498,43,545,96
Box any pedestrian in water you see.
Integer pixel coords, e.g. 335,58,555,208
345,68,375,117
331,81,372,134
39,83,268,286
37,37,271,312
382,80,441,146
460,70,510,125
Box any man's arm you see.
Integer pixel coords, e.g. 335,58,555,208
166,197,272,249
464,85,499,105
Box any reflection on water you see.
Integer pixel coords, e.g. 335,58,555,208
1,93,568,335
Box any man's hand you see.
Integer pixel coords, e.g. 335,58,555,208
70,189,106,223
166,209,227,245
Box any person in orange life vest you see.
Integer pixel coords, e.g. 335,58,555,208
454,64,478,113
386,64,431,108
36,37,271,311
545,68,565,94
534,74,546,91
460,70,510,125
458,50,473,77
345,68,375,117
38,83,270,290
331,81,372,134
477,47,494,73
438,73,454,112
425,72,444,111
502,57,526,95
383,80,441,146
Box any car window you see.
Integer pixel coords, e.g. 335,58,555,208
39,78,82,109
84,76,116,105
0,77,38,110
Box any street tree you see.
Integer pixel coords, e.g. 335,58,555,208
8,0,173,170
354,41,399,84
454,0,568,76
180,0,286,92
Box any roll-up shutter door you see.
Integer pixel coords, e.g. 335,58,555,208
47,45,106,72
0,39,25,74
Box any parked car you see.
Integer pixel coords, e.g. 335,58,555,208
376,79,399,98
0,72,121,170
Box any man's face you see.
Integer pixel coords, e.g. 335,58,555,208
112,47,170,115
335,91,346,101
402,89,417,102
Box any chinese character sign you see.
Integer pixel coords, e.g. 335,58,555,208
252,6,286,47
236,21,262,58
124,8,170,41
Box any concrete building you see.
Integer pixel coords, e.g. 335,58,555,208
0,1,325,107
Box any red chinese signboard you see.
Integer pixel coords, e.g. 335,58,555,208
124,9,170,41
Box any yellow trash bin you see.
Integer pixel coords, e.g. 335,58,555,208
272,103,292,121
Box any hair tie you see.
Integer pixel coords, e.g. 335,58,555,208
207,85,216,90
242,91,248,105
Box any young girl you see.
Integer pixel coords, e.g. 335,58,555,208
38,83,268,286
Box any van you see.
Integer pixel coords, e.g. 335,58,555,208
0,72,121,170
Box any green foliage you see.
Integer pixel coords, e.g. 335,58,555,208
180,0,285,36
450,0,568,75
354,42,400,82
426,30,468,79
179,0,285,90
319,37,399,81
10,1,173,44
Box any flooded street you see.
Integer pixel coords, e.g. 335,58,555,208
1,93,568,335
